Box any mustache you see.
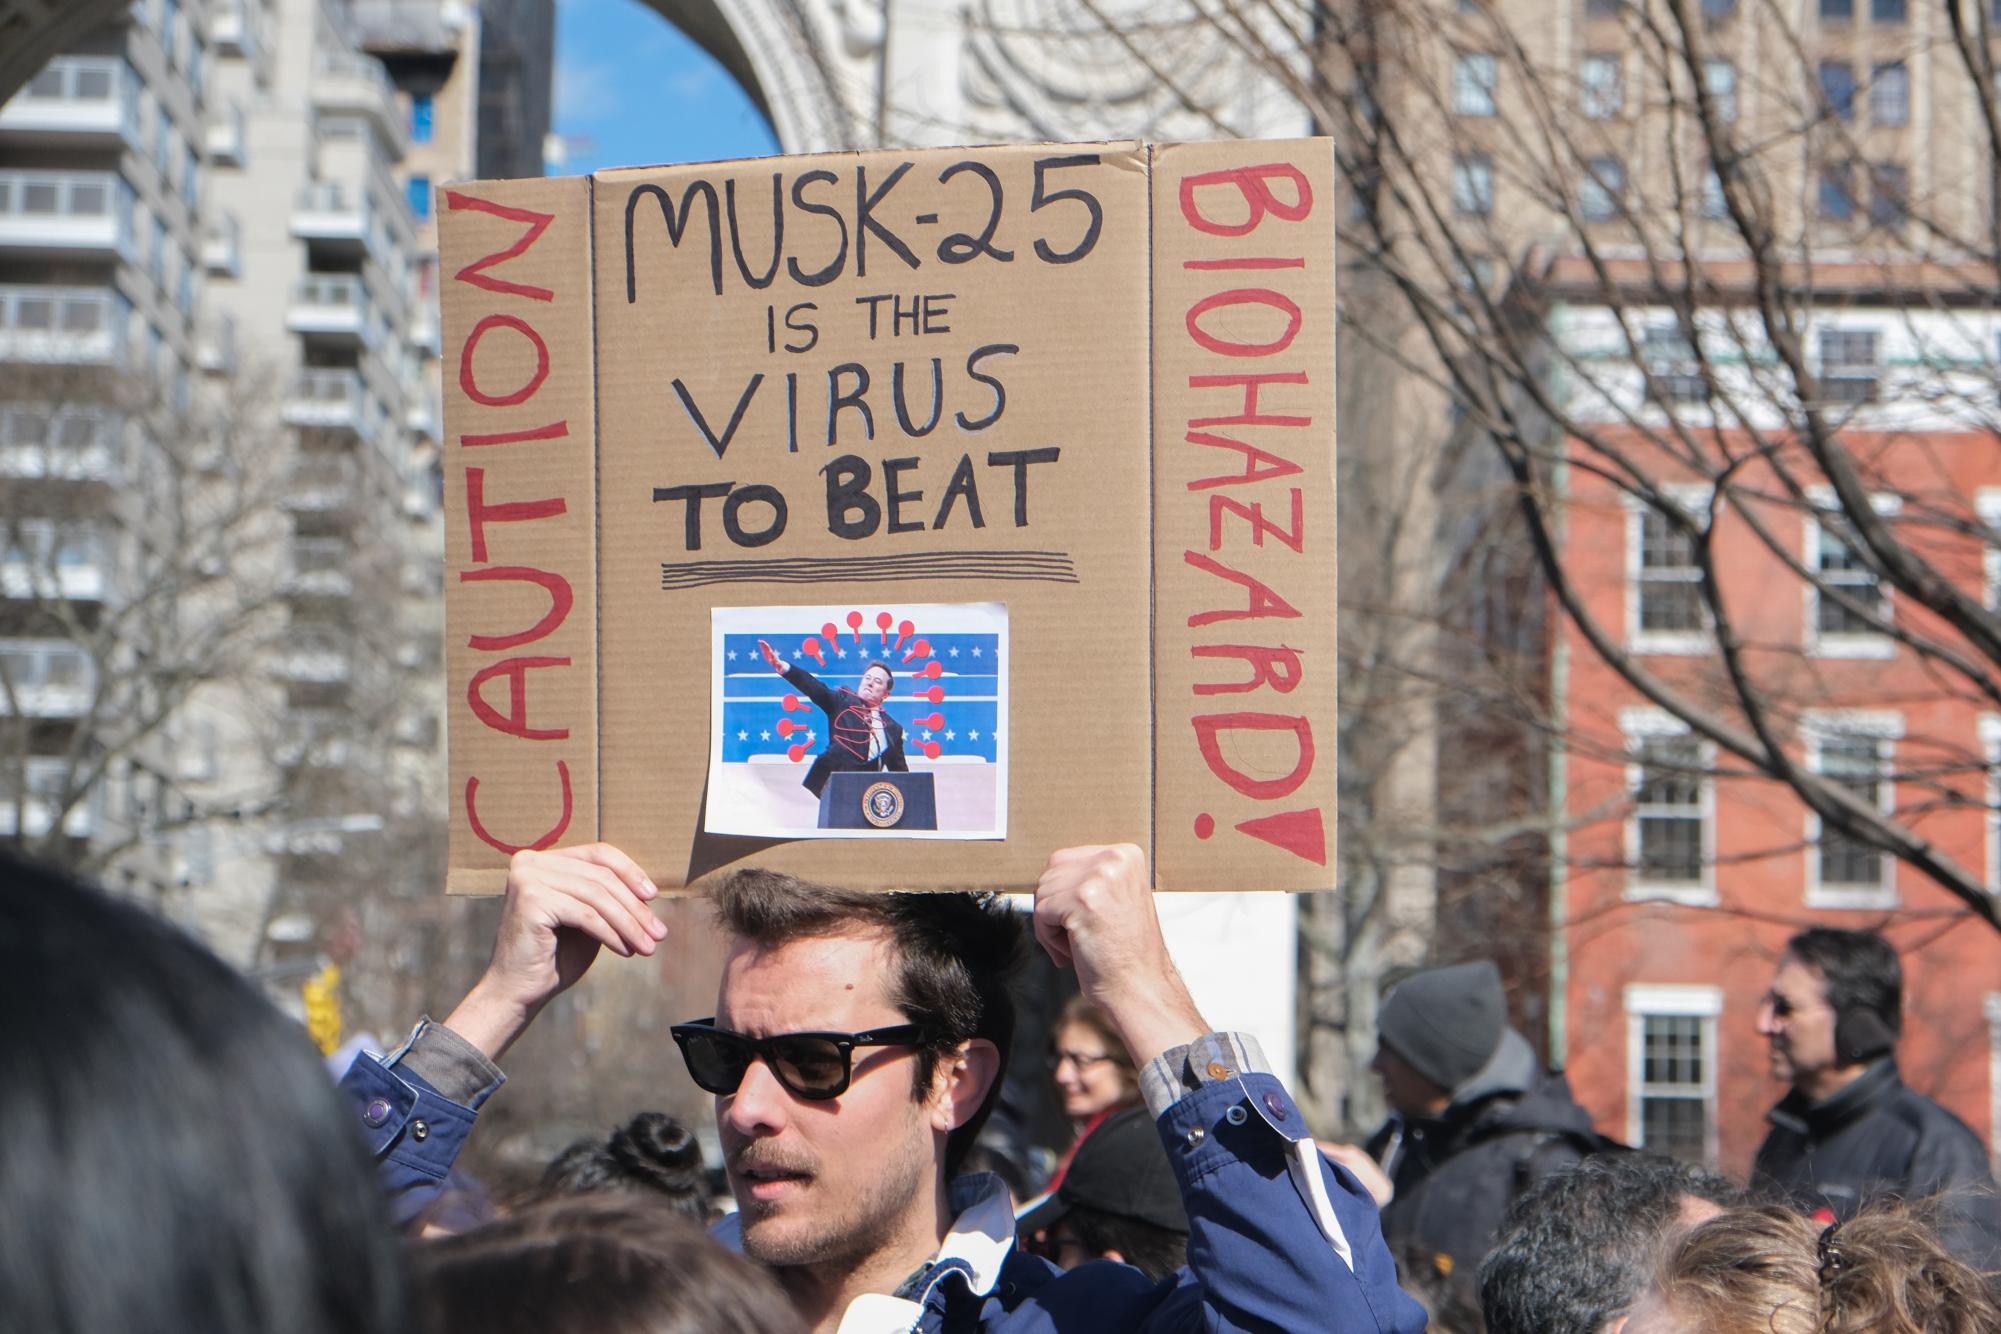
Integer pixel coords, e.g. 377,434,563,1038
729,1140,819,1177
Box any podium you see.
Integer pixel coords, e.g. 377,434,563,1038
818,771,937,831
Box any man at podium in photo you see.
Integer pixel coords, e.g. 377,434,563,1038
757,639,908,805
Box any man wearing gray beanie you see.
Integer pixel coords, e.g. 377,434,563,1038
1334,961,1608,1310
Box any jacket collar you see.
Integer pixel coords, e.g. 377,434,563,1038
1767,1058,1901,1137
712,1173,1016,1332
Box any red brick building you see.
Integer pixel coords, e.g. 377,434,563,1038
1445,287,2001,1180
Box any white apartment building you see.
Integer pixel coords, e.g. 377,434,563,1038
0,0,545,1023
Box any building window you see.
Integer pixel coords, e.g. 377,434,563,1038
1581,156,1625,221
1986,993,2001,1166
1820,0,1853,17
1817,161,1855,220
1869,163,1907,227
411,92,435,143
1642,325,1711,406
1454,53,1498,116
1623,713,1712,902
406,175,432,221
1804,713,1900,907
1820,62,1856,119
1625,987,1721,1166
1979,490,2001,613
1807,493,1899,657
1702,167,1729,219
1870,62,1909,125
1581,55,1623,119
1629,487,1711,650
1586,0,1623,15
1816,327,1879,403
1452,153,1494,215
1704,59,1737,122
1871,0,1905,19
1702,0,1736,15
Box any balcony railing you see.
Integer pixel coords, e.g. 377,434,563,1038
0,405,120,480
292,180,374,254
0,171,135,259
283,368,383,445
196,311,236,373
0,285,129,366
287,275,373,342
0,642,95,718
284,454,362,514
311,50,408,153
205,100,246,166
285,535,355,598
0,58,140,145
208,0,265,61
0,758,93,837
201,211,240,275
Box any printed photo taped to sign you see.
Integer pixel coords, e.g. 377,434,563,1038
706,602,1009,841
593,145,1153,885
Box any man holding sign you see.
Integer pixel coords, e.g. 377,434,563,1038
345,842,1423,1332
757,638,909,800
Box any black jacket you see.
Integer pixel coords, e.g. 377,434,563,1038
782,663,908,798
1754,1058,2001,1273
1364,1030,1605,1301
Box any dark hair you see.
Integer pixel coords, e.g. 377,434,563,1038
1480,1151,1738,1334
1785,927,1902,1037
1058,1205,1189,1284
0,853,407,1334
863,660,894,689
1650,1201,2000,1334
412,1194,802,1334
709,869,1024,1175
532,1112,708,1221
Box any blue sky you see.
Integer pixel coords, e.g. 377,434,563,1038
549,0,779,175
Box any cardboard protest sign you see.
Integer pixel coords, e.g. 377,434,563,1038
439,140,1336,894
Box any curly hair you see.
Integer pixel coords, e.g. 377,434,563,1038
532,1112,709,1221
1645,1202,1999,1333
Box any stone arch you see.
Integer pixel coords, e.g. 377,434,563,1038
644,0,868,156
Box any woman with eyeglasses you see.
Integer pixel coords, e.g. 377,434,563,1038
1044,994,1141,1193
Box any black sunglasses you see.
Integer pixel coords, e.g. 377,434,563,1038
669,1019,931,1101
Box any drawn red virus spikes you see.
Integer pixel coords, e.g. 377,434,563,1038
921,712,944,730
895,619,913,651
876,611,893,646
922,740,941,759
776,718,800,737
787,742,808,762
801,637,824,666
846,610,863,645
900,638,931,665
782,694,801,712
923,684,945,703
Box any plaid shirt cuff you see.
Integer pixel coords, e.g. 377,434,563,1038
1138,1031,1272,1118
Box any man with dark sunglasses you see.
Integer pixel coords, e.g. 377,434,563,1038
342,842,1423,1333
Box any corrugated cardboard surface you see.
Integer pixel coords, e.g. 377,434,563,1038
439,176,599,894
1149,141,1339,892
439,141,1335,893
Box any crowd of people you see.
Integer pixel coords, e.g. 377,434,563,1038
4,839,1999,1333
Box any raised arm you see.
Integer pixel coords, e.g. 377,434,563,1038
1033,846,1425,1334
341,844,666,1225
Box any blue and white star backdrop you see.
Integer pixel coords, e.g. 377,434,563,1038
705,602,1010,839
